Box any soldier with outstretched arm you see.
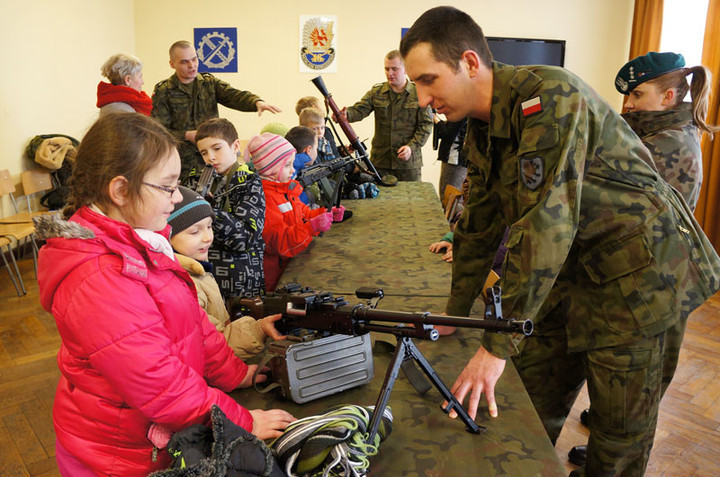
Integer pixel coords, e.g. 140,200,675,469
152,40,281,179
400,7,720,477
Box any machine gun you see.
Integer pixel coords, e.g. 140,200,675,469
241,284,532,443
296,154,359,208
311,76,397,186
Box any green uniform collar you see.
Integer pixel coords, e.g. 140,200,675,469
622,102,694,137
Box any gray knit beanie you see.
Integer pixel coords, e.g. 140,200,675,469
168,186,215,235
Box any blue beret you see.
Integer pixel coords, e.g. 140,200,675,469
615,52,686,94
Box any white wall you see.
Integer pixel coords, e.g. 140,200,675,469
0,0,634,217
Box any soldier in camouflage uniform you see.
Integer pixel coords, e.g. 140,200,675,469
152,41,281,179
567,51,720,468
341,50,432,182
615,51,720,211
401,7,720,476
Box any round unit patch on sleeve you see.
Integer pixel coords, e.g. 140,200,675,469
520,157,544,190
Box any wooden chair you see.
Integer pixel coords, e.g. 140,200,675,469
442,185,463,220
0,168,52,224
0,221,39,276
0,235,26,296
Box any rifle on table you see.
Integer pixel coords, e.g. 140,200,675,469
296,155,358,208
311,76,397,186
240,283,532,443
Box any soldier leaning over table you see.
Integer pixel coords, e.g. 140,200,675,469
401,6,720,477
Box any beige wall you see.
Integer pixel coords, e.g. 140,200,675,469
0,0,135,216
1,0,634,216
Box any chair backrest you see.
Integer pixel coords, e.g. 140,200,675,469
0,169,16,195
22,169,53,196
0,169,20,213
21,169,53,212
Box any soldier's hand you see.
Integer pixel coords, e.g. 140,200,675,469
447,346,506,420
256,100,282,115
249,409,297,440
397,145,412,161
333,107,348,123
185,130,197,143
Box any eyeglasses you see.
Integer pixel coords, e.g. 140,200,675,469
143,181,180,196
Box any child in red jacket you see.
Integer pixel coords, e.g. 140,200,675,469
246,133,345,290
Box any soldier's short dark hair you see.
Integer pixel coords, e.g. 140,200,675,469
285,126,316,153
169,40,193,58
196,118,239,145
400,6,493,71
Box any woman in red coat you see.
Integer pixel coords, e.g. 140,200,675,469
35,113,294,476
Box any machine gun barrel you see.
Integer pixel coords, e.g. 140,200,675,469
352,307,533,336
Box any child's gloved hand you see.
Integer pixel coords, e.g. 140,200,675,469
331,205,346,222
310,212,333,233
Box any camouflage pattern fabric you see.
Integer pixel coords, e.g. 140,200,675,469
208,162,265,299
448,62,720,476
151,73,261,178
232,182,565,476
345,81,432,174
622,102,702,211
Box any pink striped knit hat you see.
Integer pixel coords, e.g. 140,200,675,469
245,133,296,181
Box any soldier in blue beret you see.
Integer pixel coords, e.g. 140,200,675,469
401,7,720,477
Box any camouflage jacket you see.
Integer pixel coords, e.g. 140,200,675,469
207,162,265,299
622,103,702,211
346,80,432,170
151,73,261,141
448,62,720,357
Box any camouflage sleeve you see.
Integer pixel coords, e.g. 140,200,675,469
212,76,262,113
445,161,504,317
481,91,588,358
407,105,433,149
151,84,186,141
212,172,265,252
345,88,375,123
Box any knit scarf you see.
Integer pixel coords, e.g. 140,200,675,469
96,81,153,116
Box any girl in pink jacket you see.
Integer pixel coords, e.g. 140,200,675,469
35,113,294,476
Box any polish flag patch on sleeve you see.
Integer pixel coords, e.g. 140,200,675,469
521,97,542,117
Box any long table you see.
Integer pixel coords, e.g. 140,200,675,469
232,182,564,476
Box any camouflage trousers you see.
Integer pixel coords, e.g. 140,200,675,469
513,303,685,477
376,167,421,182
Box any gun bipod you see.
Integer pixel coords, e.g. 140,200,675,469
366,335,486,445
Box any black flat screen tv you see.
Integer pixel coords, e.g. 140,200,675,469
486,37,566,67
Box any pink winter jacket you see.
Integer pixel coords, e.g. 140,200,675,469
36,207,253,476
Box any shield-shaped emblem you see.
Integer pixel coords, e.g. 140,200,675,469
520,157,544,190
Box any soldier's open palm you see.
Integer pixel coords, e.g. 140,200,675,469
448,346,506,420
